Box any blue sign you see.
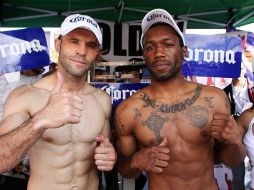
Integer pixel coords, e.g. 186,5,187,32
247,32,254,47
0,27,50,74
91,82,149,109
182,34,242,78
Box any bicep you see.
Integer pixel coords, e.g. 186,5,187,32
115,105,138,157
0,112,30,135
116,134,138,157
237,110,253,135
97,91,112,138
213,88,231,114
100,118,111,139
0,88,30,135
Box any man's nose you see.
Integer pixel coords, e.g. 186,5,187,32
77,43,87,56
154,44,165,58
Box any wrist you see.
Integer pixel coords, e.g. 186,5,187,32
30,113,47,133
130,154,137,169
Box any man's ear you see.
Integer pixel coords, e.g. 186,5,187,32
98,48,102,56
182,46,188,58
55,37,61,53
95,49,102,61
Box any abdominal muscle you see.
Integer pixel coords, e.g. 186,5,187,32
27,127,99,190
147,156,218,190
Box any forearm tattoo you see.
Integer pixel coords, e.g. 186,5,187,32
186,105,208,128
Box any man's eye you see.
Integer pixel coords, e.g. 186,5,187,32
145,46,154,51
165,43,173,47
87,44,97,49
70,40,78,43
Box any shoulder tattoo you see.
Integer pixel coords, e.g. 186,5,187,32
203,96,214,108
134,108,142,120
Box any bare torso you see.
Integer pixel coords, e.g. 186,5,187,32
3,76,111,190
29,91,106,190
117,82,224,190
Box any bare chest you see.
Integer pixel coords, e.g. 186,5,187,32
29,94,106,145
133,103,213,147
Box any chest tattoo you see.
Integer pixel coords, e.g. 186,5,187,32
142,113,169,142
186,105,208,128
140,84,202,113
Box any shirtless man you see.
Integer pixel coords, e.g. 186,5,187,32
114,9,246,190
237,104,254,190
0,14,116,190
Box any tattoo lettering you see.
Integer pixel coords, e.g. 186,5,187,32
186,105,208,129
140,92,156,108
134,108,142,120
203,96,214,108
142,113,169,142
140,84,202,113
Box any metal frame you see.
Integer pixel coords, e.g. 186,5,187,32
2,2,254,28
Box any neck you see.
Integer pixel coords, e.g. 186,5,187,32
56,68,87,92
150,75,186,95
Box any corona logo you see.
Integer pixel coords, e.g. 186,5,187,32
147,13,171,22
70,16,98,28
101,85,137,103
0,39,43,58
185,48,236,64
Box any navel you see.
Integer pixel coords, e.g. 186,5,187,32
71,185,77,189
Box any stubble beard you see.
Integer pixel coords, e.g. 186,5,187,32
147,61,181,82
59,54,92,77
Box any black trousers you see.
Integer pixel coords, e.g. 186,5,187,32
98,166,119,190
0,175,28,190
232,161,245,190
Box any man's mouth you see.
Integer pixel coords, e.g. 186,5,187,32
152,61,169,68
71,58,87,65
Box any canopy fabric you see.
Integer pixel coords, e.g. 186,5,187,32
2,0,254,29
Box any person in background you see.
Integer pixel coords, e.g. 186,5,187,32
225,173,233,190
0,67,44,190
42,62,57,78
0,13,116,190
114,8,246,190
223,65,254,190
237,104,254,190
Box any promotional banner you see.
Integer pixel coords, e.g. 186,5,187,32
95,21,243,78
91,82,149,110
182,34,242,78
0,27,50,74
0,23,244,78
245,32,254,83
247,32,254,47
